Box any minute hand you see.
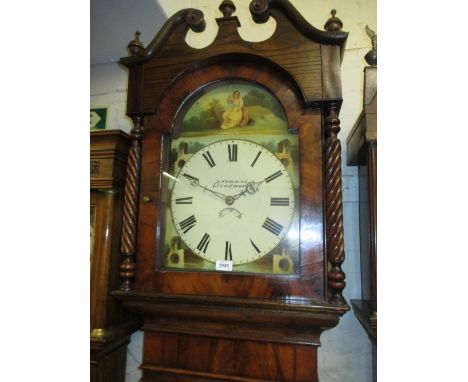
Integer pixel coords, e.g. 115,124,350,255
197,183,229,200
182,173,228,200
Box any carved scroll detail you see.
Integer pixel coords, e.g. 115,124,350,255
186,9,206,32
119,116,144,291
324,104,346,306
249,0,269,23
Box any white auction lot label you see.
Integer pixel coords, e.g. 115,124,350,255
215,260,233,271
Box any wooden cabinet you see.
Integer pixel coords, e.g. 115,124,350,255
112,2,350,381
347,65,377,381
90,130,140,382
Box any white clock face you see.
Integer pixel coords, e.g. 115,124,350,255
170,139,295,265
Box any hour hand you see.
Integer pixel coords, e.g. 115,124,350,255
233,180,264,200
236,170,283,197
246,180,264,194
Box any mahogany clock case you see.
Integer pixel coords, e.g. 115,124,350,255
112,1,350,381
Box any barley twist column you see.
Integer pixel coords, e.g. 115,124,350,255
324,103,346,306
119,115,144,291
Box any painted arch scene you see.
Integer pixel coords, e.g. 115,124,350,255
179,81,288,137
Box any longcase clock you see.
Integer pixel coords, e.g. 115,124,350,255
347,33,377,382
113,1,349,381
90,130,140,382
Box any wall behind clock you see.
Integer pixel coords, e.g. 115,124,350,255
90,1,376,381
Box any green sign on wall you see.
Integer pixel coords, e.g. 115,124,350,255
90,108,107,130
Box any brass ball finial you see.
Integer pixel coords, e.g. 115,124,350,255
324,9,343,32
219,0,236,18
128,31,145,56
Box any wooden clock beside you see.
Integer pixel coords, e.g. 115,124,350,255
347,35,377,381
90,130,140,382
112,1,350,381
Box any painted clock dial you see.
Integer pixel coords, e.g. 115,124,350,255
170,139,294,265
160,79,300,274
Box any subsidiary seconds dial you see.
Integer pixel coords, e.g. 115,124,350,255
170,139,295,265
